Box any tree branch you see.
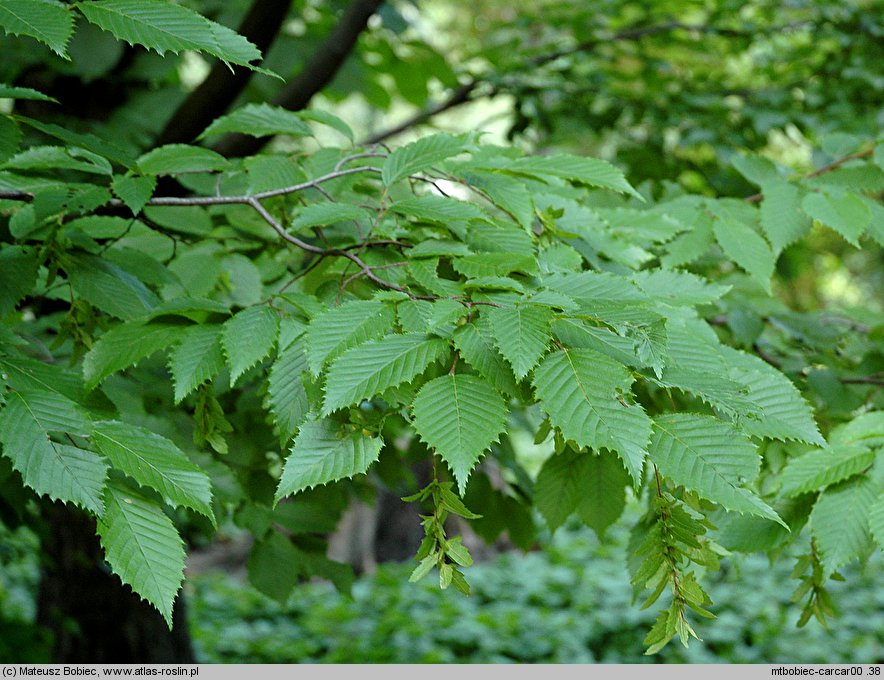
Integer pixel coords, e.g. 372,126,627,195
154,0,294,147
213,0,385,158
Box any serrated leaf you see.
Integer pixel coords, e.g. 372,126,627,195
452,320,519,397
199,103,312,139
412,374,507,494
389,196,486,237
91,420,213,519
245,155,305,193
111,174,156,215
486,303,552,378
136,144,229,176
0,246,39,317
801,190,871,246
759,180,811,253
0,0,73,57
497,154,640,199
322,333,448,415
77,0,261,67
780,445,875,497
167,325,224,403
0,83,57,101
97,481,185,627
552,318,638,367
291,202,369,232
305,300,395,375
453,253,536,278
533,448,591,531
275,419,383,501
712,218,774,293
650,414,785,526
65,252,159,320
830,411,884,448
577,449,630,538
267,338,309,445
719,346,825,446
811,477,877,575
382,133,471,185
632,270,731,306
731,154,779,186
533,349,651,486
3,145,111,175
455,169,534,229
221,306,279,386
0,390,106,514
84,322,187,390
296,110,354,142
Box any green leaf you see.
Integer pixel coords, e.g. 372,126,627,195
759,180,811,253
322,333,448,415
870,494,884,551
0,246,39,317
305,300,395,375
552,319,637,367
0,83,56,101
632,270,731,307
811,477,878,575
0,390,106,514
267,338,310,445
452,320,519,397
533,448,591,531
533,349,651,486
453,253,536,278
801,190,871,246
780,446,875,497
577,450,630,538
830,411,884,448
731,154,780,186
382,133,471,185
247,531,303,602
199,103,312,139
275,419,383,501
486,303,552,379
136,144,229,176
719,346,825,446
221,306,279,386
65,253,159,320
92,420,213,519
167,325,224,403
389,196,486,237
97,481,185,627
455,169,534,229
77,0,262,67
650,414,784,526
291,202,369,232
295,110,354,142
411,374,508,494
496,154,640,199
712,218,774,293
3,145,112,175
83,321,188,390
111,174,156,215
0,0,73,57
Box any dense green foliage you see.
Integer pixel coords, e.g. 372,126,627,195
185,522,882,663
0,0,881,657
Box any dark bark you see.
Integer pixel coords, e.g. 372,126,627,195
213,0,385,158
36,502,194,664
155,0,294,147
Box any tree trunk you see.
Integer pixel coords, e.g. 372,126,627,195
36,502,195,663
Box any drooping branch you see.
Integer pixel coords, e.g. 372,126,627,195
213,0,385,158
154,0,295,147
